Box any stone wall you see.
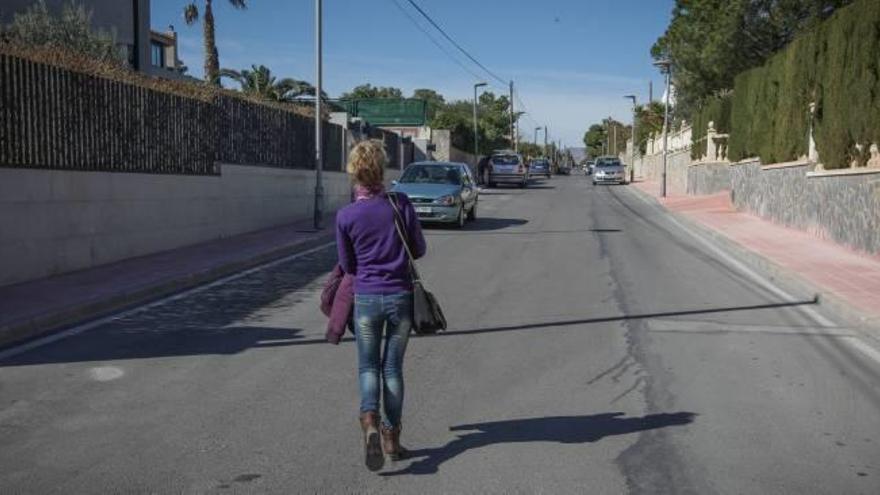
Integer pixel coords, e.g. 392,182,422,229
729,161,880,254
687,162,731,195
0,165,367,287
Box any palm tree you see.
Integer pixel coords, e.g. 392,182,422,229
220,65,325,102
183,0,247,86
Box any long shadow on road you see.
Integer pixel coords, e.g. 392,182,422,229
381,411,697,476
104,297,820,352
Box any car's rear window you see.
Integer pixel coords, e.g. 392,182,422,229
400,165,462,185
597,160,621,167
491,155,520,165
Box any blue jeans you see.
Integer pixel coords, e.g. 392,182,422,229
354,292,413,428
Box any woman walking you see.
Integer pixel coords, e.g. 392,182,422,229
335,140,427,471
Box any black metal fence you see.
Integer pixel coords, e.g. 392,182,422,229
0,53,216,174
0,52,364,175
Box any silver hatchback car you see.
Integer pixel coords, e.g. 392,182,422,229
592,156,627,185
487,151,529,188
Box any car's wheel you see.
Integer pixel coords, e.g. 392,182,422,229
519,181,527,188
467,202,477,221
488,181,496,188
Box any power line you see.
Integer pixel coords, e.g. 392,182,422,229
390,0,546,146
515,91,540,130
403,0,508,87
388,0,485,82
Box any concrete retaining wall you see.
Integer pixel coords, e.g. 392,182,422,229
634,150,691,195
0,165,355,287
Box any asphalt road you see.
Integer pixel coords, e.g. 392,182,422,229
1,175,879,494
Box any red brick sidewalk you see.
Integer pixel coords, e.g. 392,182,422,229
0,216,337,348
631,180,880,322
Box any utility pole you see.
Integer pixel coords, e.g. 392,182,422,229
613,125,617,156
473,82,487,159
625,95,637,183
654,59,672,197
544,126,548,157
313,0,324,230
509,81,516,152
649,80,653,103
604,118,609,156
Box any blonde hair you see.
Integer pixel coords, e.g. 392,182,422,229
347,140,386,188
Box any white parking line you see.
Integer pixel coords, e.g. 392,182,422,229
0,241,337,362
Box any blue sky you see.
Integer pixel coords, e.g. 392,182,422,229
151,0,674,148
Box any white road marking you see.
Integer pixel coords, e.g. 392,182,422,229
625,187,880,366
646,319,854,336
0,241,337,362
842,336,880,364
89,366,124,382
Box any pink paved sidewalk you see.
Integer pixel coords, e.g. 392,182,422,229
631,180,880,322
0,215,337,347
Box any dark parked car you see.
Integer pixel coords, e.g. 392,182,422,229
391,161,478,227
584,160,596,175
530,158,551,178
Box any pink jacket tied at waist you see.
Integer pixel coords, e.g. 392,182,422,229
321,264,354,344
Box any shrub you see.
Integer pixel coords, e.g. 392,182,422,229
724,0,880,168
1,0,125,65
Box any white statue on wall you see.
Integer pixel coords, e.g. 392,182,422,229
868,143,880,169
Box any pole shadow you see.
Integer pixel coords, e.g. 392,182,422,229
134,296,819,349
422,218,528,233
381,411,697,476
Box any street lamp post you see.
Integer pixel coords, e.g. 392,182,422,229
654,59,672,197
509,80,516,152
313,0,324,229
544,126,548,157
473,82,487,158
624,94,637,183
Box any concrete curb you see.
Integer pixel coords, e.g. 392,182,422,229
0,233,335,350
627,184,880,337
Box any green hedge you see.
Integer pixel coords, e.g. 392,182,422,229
691,94,732,160
720,0,880,168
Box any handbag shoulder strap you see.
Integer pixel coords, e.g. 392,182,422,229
387,193,421,282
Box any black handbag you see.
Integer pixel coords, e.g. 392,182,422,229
387,193,447,334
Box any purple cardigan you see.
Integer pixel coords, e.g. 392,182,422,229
321,264,354,345
335,193,426,294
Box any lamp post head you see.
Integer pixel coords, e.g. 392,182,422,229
653,59,672,73
624,94,637,104
475,82,488,88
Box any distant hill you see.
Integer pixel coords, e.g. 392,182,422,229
568,147,588,164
